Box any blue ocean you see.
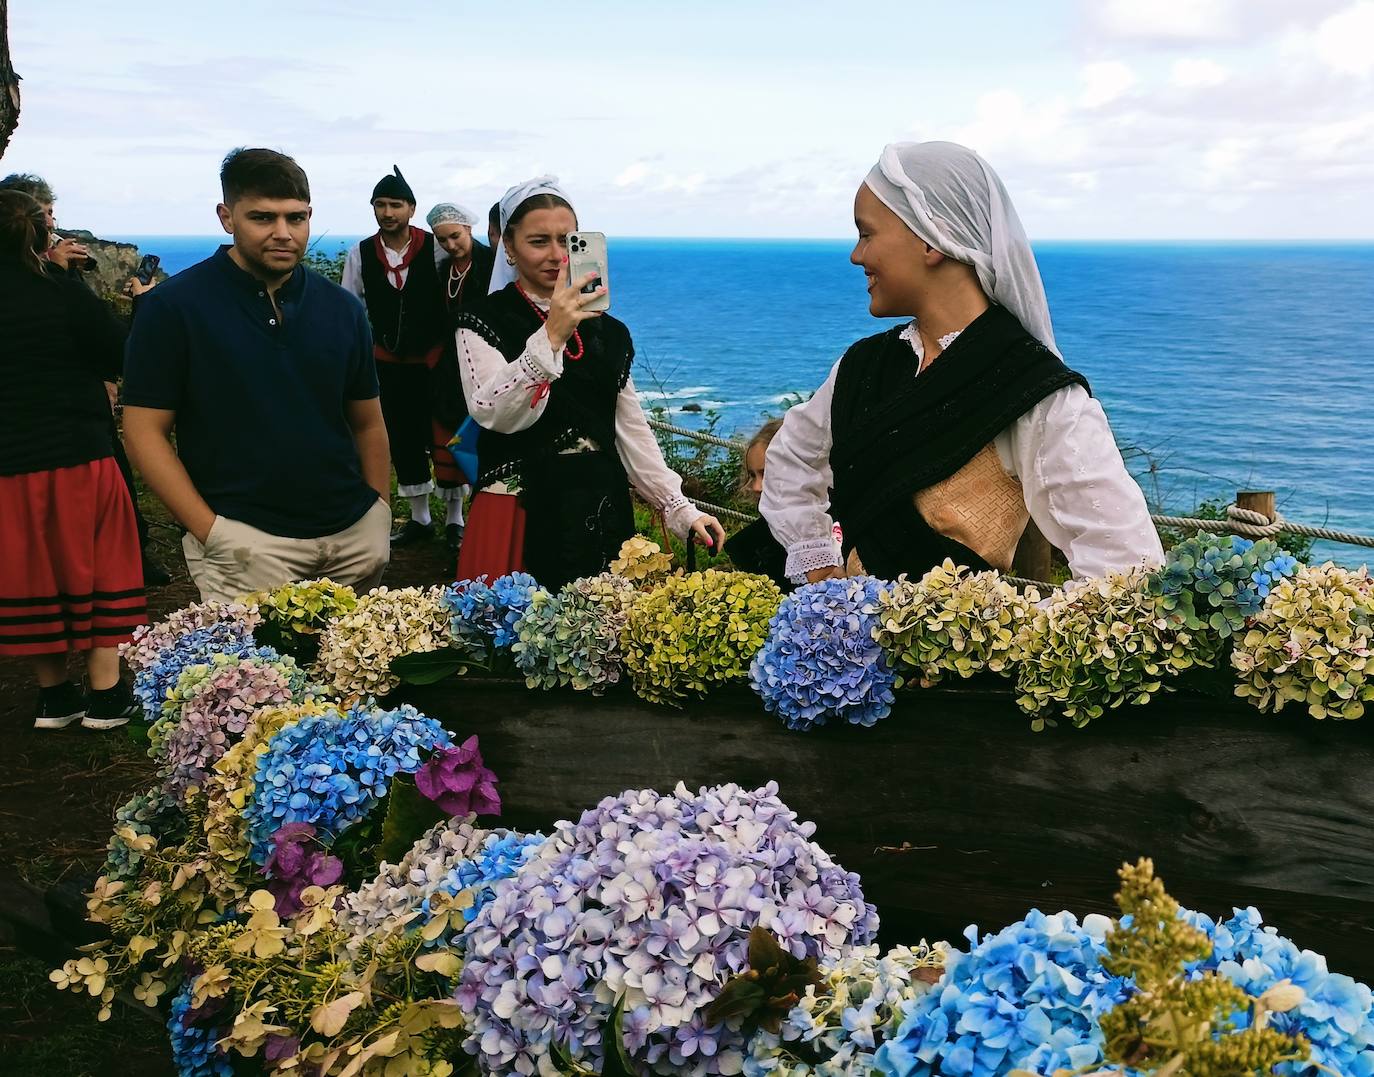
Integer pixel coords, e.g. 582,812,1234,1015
120,236,1374,564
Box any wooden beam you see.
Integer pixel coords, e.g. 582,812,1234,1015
0,0,19,161
1237,490,1277,523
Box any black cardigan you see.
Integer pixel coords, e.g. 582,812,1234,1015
0,262,126,476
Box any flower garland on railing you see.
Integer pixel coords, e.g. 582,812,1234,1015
48,532,1374,1076
55,585,1374,1075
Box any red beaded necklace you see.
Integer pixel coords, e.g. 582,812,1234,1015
515,282,584,361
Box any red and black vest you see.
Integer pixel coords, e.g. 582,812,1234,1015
357,229,446,360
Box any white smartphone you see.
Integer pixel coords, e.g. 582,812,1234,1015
567,231,610,312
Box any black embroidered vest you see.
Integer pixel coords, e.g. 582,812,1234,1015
358,231,446,357
829,304,1089,581
453,283,634,489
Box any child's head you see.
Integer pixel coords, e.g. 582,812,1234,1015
739,418,784,503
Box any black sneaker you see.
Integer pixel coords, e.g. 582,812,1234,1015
445,523,465,556
34,681,86,730
390,519,433,547
83,681,139,731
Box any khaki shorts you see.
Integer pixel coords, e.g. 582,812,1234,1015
183,498,391,603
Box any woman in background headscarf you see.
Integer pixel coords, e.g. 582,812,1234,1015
761,141,1162,585
429,202,494,313
452,177,725,589
422,202,493,565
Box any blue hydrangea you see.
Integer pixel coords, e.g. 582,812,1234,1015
750,576,896,731
1183,906,1374,1076
420,829,546,949
444,572,543,653
877,903,1374,1077
875,909,1129,1076
1150,533,1301,638
167,981,232,1077
132,622,261,721
243,702,452,864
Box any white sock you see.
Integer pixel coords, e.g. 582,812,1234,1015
445,486,468,527
408,494,432,526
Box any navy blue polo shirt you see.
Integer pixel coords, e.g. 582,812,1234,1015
123,247,381,539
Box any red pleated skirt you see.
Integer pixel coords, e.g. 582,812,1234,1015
0,457,146,656
454,490,526,582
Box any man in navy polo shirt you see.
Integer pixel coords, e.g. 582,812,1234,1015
123,148,392,603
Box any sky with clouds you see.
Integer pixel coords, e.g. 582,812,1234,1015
8,0,1374,239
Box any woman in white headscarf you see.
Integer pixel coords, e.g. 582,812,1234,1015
451,177,726,589
760,142,1162,584
428,202,494,313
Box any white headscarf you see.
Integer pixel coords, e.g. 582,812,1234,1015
488,175,572,294
426,202,478,230
864,141,1058,356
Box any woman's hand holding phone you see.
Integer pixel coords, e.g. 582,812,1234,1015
544,258,605,353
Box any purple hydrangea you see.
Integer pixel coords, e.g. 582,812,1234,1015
150,650,314,802
127,615,262,722
458,781,878,1076
415,734,501,817
750,576,897,731
262,822,344,917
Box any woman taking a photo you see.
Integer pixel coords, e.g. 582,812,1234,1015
453,177,725,590
761,141,1163,585
0,190,145,730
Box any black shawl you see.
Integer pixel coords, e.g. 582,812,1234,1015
829,303,1088,580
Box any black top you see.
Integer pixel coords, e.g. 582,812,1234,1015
122,247,382,539
439,241,495,314
829,304,1089,580
0,262,125,477
453,283,634,489
358,230,446,357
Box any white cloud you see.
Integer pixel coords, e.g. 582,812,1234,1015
1311,1,1374,76
1170,58,1230,88
614,162,652,188
1090,0,1240,42
1080,60,1138,107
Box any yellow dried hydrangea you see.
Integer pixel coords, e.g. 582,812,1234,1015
1232,562,1374,720
609,534,673,585
1012,570,1202,730
621,569,782,706
875,560,1035,688
316,586,451,699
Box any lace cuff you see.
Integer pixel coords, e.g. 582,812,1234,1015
784,537,842,584
663,496,698,540
520,328,563,384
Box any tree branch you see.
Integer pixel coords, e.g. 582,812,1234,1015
0,0,22,161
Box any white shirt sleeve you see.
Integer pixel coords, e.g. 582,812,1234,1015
613,376,700,538
759,360,844,580
340,245,364,300
457,325,563,434
999,384,1164,579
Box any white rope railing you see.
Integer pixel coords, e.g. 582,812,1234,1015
649,415,1374,552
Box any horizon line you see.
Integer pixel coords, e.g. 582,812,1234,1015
106,232,1374,245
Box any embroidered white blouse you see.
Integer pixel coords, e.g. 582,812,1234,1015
455,299,702,538
760,324,1164,582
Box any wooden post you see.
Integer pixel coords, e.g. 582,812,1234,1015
1237,490,1276,523
0,0,19,161
1013,518,1053,582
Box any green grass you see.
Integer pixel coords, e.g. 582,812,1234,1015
0,946,172,1077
